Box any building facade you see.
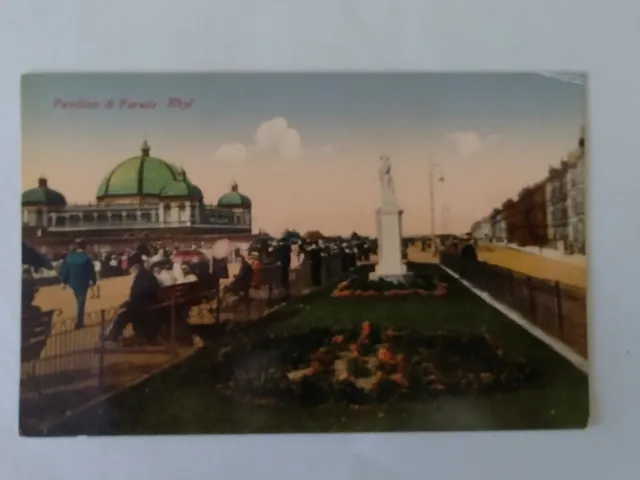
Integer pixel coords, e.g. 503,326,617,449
507,182,547,247
545,161,569,250
22,141,253,239
566,127,586,254
502,199,518,244
489,208,506,242
470,216,492,240
471,125,584,254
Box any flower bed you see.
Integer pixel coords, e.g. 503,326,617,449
211,322,535,406
331,275,447,297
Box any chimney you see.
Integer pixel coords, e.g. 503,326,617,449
38,177,48,188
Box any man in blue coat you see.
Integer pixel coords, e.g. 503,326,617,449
59,239,97,329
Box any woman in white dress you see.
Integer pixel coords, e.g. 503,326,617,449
290,243,301,269
91,258,101,298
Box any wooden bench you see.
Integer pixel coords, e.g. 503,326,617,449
129,279,219,344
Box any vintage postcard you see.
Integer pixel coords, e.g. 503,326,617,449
20,73,588,436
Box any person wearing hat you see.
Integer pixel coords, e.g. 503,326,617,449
308,242,323,287
90,255,102,299
248,250,263,289
59,239,97,329
274,240,291,294
104,252,160,343
223,248,253,297
151,259,177,286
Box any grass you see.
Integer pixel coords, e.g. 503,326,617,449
51,264,589,435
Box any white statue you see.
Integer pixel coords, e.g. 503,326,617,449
378,154,398,208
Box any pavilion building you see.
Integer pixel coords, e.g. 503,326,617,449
22,141,253,239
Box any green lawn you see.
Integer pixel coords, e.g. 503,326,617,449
57,264,589,435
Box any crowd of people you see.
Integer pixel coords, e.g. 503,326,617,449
24,235,375,346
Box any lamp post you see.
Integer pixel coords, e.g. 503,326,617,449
428,155,445,256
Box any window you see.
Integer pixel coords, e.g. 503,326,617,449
35,209,44,226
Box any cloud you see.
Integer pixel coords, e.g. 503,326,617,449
214,116,334,163
254,116,302,159
537,72,586,85
448,131,500,157
254,116,289,149
214,143,248,162
278,127,302,159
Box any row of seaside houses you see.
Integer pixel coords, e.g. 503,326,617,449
470,126,586,254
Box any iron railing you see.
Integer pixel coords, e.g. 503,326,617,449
20,254,351,432
440,252,587,358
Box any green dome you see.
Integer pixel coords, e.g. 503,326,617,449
217,182,252,208
160,178,203,200
96,141,185,199
22,178,67,207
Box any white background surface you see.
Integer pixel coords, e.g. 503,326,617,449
1,0,639,478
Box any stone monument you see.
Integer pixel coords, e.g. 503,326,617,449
369,155,413,283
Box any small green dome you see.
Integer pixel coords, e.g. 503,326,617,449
217,182,252,208
22,178,67,207
160,171,203,200
96,141,184,199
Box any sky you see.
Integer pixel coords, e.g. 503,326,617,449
21,73,586,236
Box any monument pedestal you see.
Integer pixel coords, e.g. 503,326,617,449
369,206,414,284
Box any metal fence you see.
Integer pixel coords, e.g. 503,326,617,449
439,253,588,358
20,254,349,432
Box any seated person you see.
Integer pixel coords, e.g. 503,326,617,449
103,253,161,344
152,259,177,286
211,257,229,280
224,249,253,295
172,260,199,284
172,260,187,283
223,249,261,299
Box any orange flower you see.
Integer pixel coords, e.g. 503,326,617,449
361,321,371,336
362,290,381,297
306,360,322,374
377,346,394,363
390,373,409,387
332,290,353,297
331,334,344,344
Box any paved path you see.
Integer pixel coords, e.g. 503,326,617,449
476,244,586,289
23,262,285,397
405,244,586,289
405,246,440,264
25,274,206,400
